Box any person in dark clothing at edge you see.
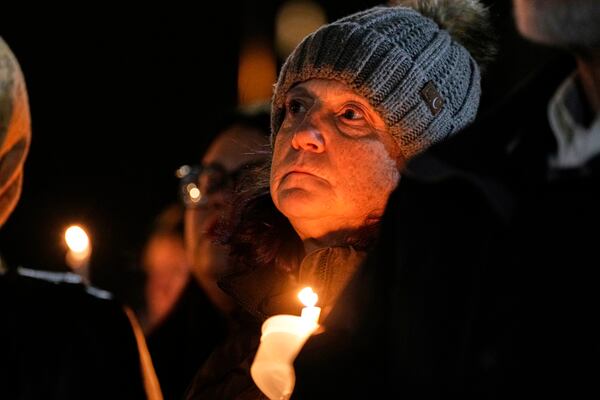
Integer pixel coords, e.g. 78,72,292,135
185,1,495,398
293,0,600,398
0,37,161,400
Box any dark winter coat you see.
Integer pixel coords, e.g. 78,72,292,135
293,56,600,399
0,268,148,400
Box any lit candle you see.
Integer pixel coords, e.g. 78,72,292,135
64,224,91,282
250,287,321,400
298,287,321,325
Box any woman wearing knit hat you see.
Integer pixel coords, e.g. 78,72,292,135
186,1,495,399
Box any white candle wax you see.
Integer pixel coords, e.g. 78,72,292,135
251,314,315,400
251,287,321,400
300,305,321,324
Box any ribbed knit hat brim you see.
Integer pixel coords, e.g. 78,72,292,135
271,6,480,159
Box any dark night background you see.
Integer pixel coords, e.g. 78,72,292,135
0,1,556,297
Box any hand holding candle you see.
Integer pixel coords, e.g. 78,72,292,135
251,287,321,400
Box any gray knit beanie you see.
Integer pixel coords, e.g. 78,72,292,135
271,4,482,159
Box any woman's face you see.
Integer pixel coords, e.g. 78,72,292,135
270,79,402,241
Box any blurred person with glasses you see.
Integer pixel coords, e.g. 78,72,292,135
143,106,270,400
177,106,270,315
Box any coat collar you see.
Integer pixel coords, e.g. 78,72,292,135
219,246,366,322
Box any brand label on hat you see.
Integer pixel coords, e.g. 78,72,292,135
421,81,444,116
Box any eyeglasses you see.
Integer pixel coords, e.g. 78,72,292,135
176,161,264,208
176,163,233,208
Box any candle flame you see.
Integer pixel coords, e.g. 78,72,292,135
298,287,318,307
65,225,90,253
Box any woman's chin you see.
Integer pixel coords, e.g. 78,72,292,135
275,188,330,220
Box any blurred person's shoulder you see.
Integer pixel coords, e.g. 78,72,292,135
0,266,136,343
0,267,147,399
0,266,117,309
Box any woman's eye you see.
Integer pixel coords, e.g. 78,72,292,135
340,107,364,121
287,99,306,116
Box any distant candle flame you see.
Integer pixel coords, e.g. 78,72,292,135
298,287,318,307
65,225,90,253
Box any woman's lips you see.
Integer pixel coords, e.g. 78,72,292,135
285,170,316,178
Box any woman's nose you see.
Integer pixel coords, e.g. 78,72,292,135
291,122,325,153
